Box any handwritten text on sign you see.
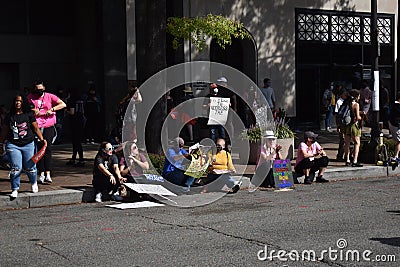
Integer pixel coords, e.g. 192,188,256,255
207,97,230,125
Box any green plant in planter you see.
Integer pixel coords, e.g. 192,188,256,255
274,108,295,139
167,14,251,51
239,126,262,143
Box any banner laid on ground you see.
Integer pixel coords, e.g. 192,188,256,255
123,183,177,196
272,159,295,190
106,201,165,209
207,97,230,125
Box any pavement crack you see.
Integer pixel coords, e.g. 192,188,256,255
37,243,78,265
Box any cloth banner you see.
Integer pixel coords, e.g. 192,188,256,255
207,97,230,125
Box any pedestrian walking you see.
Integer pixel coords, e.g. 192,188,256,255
83,85,101,143
0,94,47,198
27,81,66,184
260,78,276,112
322,82,335,132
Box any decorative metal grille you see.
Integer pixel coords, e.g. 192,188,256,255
297,11,392,44
297,14,329,41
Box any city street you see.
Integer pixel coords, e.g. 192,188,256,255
0,176,399,266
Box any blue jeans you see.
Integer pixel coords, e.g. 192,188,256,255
325,105,333,129
206,173,235,190
6,141,37,190
210,125,225,142
164,169,195,187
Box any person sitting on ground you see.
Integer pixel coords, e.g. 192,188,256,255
344,89,364,167
120,141,149,183
205,138,241,193
251,131,282,190
92,142,124,202
294,131,329,184
162,137,195,192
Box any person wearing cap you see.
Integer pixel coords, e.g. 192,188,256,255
162,137,195,192
216,77,236,148
294,131,329,184
251,130,282,190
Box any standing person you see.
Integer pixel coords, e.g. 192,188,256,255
294,131,329,184
251,131,282,190
388,92,400,162
28,81,66,184
260,78,276,112
203,84,226,143
359,80,372,126
334,87,349,161
116,82,142,142
205,138,241,193
83,86,101,143
322,82,335,132
0,94,47,198
216,77,236,148
54,87,70,144
379,80,390,129
179,86,195,142
344,89,364,167
92,142,124,202
162,137,195,192
66,96,85,167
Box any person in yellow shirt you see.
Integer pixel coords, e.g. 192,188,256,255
205,138,241,193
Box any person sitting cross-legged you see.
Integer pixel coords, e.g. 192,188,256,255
294,131,329,184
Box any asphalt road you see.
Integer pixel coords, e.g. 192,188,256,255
0,176,399,267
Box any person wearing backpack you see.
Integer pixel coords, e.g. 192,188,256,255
344,89,365,167
334,88,349,161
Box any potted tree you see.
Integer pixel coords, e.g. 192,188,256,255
238,126,262,164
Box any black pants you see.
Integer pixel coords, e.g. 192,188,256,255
294,156,329,175
36,126,56,173
252,162,275,187
71,118,84,161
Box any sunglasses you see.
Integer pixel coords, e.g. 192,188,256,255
104,147,113,151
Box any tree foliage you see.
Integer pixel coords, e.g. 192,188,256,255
167,14,251,51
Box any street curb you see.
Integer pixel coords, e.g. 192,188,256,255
0,167,399,210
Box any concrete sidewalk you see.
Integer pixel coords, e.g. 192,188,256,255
0,129,399,210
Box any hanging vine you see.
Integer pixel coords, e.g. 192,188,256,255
167,14,251,51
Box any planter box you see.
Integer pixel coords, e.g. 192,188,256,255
277,138,294,160
237,140,260,164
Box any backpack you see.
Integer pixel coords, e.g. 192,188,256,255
336,98,352,126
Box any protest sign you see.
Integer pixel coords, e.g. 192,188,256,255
31,145,47,163
106,201,165,209
272,159,295,190
207,97,230,125
123,183,177,196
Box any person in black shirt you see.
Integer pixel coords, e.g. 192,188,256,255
92,142,125,202
0,94,46,198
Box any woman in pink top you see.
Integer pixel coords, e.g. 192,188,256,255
294,131,329,184
27,81,66,184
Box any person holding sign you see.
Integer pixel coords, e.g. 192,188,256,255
251,131,282,190
203,84,228,143
294,131,329,184
0,94,47,198
205,138,241,193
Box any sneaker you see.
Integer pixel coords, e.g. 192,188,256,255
345,162,352,167
10,190,18,198
95,193,102,203
351,162,363,167
31,183,39,193
230,181,242,194
316,176,329,183
38,174,45,184
248,183,257,192
182,186,190,193
45,176,52,183
304,177,312,184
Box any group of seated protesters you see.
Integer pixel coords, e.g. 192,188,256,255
92,137,241,202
